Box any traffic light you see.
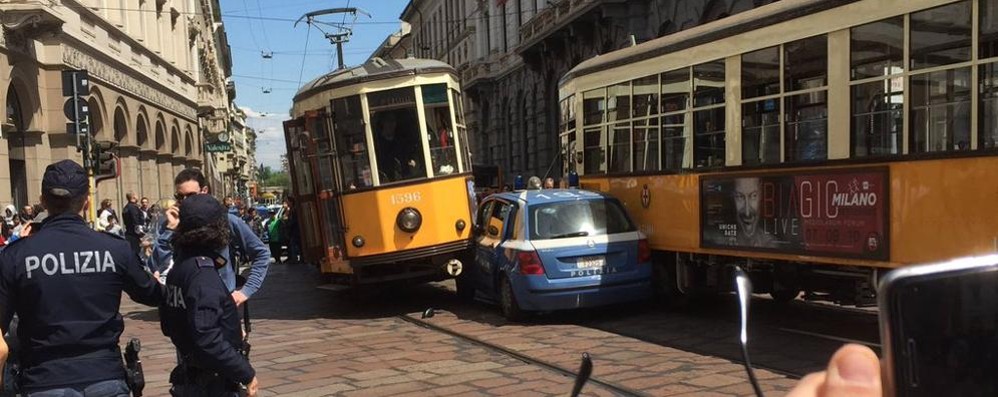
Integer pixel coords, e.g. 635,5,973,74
93,140,119,182
61,70,91,145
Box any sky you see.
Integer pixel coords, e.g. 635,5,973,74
220,0,409,170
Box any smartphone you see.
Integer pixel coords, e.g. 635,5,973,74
879,255,998,397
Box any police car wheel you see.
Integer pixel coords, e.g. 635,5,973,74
499,276,524,322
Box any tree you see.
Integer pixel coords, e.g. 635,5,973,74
257,163,274,182
266,172,290,189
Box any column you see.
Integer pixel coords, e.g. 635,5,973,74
139,149,160,200
157,154,174,198
23,130,49,207
117,146,141,201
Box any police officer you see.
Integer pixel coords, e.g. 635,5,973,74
159,195,258,396
0,160,162,396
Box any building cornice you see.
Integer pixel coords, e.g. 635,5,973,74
62,43,198,122
62,0,197,86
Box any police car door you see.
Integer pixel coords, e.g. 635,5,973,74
475,199,514,294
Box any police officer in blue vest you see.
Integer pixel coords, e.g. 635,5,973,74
0,160,162,396
159,194,258,397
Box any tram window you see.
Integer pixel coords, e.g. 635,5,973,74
661,114,687,171
784,35,827,92
742,46,780,99
368,87,428,183
694,61,725,107
332,95,372,189
982,63,998,150
660,69,689,113
983,0,998,59
850,17,904,80
607,83,631,123
608,122,631,173
633,119,660,171
693,108,725,168
851,80,903,157
910,68,972,153
632,76,659,117
742,100,781,165
452,89,473,171
423,84,458,176
583,89,605,126
785,92,828,162
583,126,606,174
910,1,971,70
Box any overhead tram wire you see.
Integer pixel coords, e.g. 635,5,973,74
59,3,556,28
297,22,313,91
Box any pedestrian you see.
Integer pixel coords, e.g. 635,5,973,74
123,192,145,255
266,208,283,264
152,169,270,308
96,198,115,231
2,205,17,239
139,197,151,230
0,159,162,396
543,177,556,189
281,197,300,264
159,194,259,397
105,213,124,236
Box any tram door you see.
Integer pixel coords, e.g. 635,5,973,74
308,111,347,264
283,116,331,265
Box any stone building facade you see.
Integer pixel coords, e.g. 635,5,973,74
0,0,235,210
398,0,783,182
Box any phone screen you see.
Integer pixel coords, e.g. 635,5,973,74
887,267,998,396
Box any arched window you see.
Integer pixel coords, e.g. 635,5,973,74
136,114,149,147
113,107,128,142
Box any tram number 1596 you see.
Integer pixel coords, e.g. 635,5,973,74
390,192,422,205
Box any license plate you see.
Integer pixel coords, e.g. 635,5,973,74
576,256,605,269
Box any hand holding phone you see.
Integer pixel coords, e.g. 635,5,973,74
879,255,998,397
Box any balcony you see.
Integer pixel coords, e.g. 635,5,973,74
518,0,626,55
1,0,66,38
197,83,227,116
461,53,522,89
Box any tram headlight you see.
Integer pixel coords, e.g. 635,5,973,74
456,219,466,231
396,207,422,233
352,236,365,248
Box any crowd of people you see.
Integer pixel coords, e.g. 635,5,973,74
0,162,272,396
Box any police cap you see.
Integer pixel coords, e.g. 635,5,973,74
178,194,226,231
42,160,89,198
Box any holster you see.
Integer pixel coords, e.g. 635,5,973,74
173,356,244,396
123,338,144,397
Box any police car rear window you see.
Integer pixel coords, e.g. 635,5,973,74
529,199,634,240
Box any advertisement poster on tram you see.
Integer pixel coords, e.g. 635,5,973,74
700,167,889,260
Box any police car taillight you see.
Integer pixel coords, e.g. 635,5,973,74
517,251,545,275
638,239,651,264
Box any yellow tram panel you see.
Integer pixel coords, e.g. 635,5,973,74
339,176,473,258
584,157,998,270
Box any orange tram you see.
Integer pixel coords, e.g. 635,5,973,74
283,57,476,286
557,0,998,305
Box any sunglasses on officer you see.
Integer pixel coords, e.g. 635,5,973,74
174,191,199,201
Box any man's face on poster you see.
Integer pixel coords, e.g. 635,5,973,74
734,177,761,237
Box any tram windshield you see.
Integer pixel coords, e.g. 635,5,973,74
369,87,427,183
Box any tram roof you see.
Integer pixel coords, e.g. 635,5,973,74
294,57,456,102
560,0,844,86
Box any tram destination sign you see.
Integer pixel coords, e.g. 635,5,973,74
700,167,889,261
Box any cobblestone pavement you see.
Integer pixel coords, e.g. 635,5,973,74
119,262,878,396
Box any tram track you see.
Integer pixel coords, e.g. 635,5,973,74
396,314,646,397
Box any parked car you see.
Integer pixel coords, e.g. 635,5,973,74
459,188,653,320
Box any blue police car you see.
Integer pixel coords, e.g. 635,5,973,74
458,189,653,320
